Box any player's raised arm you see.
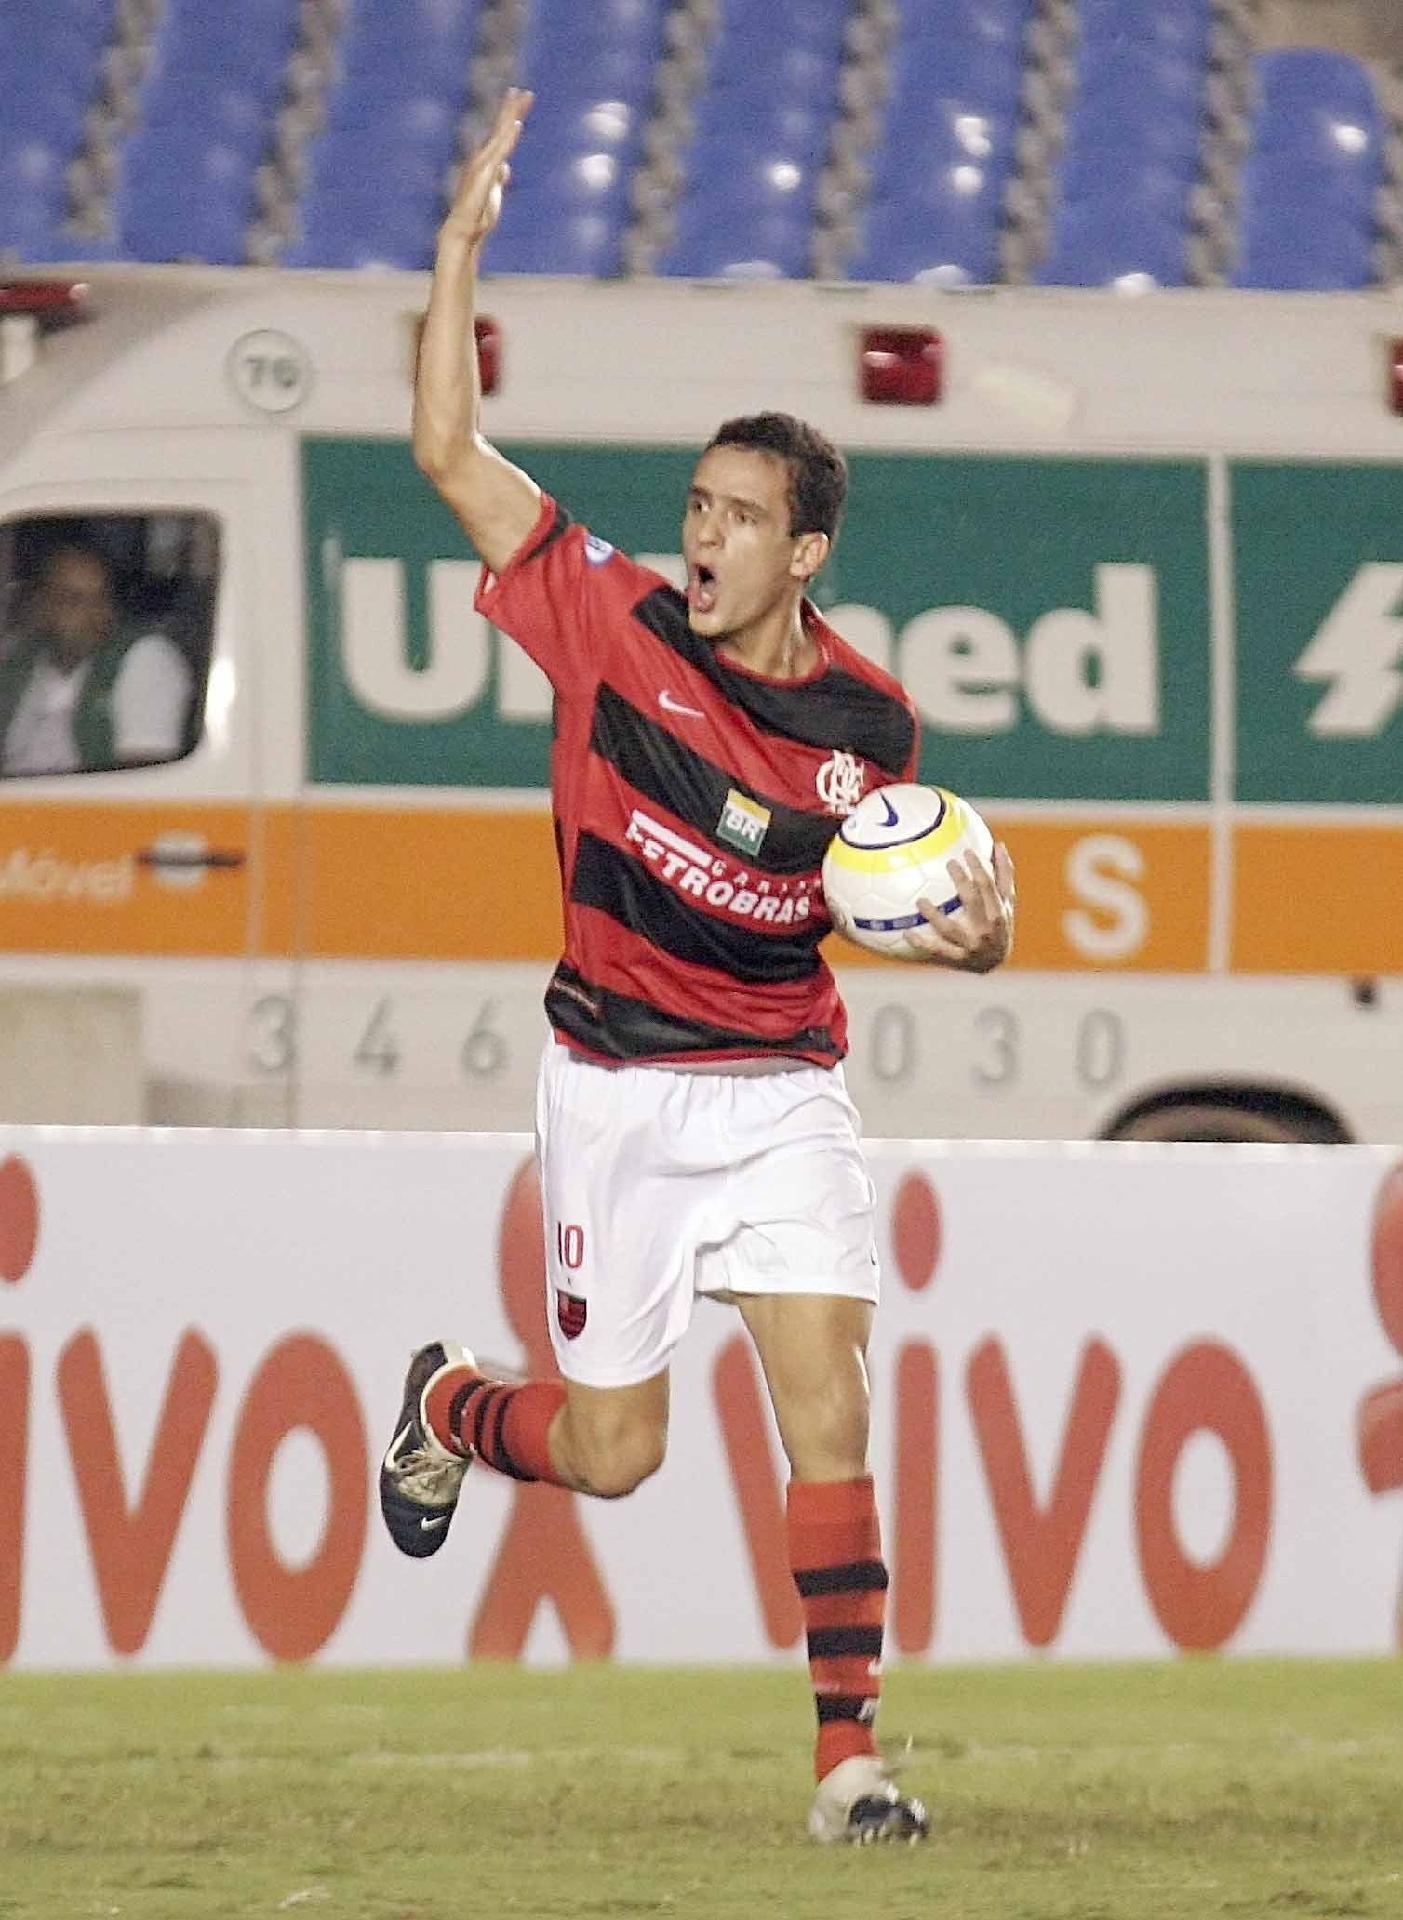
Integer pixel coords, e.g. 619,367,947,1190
414,89,542,574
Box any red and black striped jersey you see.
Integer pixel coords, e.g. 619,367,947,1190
475,493,920,1068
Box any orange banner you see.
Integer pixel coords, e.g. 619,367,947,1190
0,802,251,957
1232,824,1403,975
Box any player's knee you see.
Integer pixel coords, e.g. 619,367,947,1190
571,1420,666,1499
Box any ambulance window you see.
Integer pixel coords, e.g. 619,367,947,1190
0,512,219,779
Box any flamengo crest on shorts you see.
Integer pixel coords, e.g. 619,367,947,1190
556,1289,588,1339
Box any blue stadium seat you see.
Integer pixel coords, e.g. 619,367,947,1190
283,195,441,270
306,103,460,197
658,134,820,279
0,81,95,148
486,196,626,275
0,137,86,262
336,0,482,83
1232,49,1384,289
142,6,296,122
1038,4,1210,287
20,231,125,265
0,193,67,260
135,85,275,157
658,201,810,279
688,85,838,175
708,0,849,62
1076,0,1210,61
516,0,666,84
1059,52,1205,214
847,174,1004,285
288,0,483,267
1036,188,1189,286
1246,48,1385,194
854,1,1031,280
112,0,299,261
898,0,1030,49
0,0,115,70
113,136,255,263
1233,214,1374,292
661,0,846,281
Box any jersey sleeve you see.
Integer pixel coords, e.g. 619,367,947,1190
474,492,663,698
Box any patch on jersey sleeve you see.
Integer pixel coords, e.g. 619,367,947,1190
583,534,616,567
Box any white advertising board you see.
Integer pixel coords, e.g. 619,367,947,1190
1,1131,1401,1670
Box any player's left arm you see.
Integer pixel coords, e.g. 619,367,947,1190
908,842,1016,972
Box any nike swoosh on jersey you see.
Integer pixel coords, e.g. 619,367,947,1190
419,1513,451,1531
658,690,705,719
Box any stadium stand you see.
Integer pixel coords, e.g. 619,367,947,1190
1035,0,1212,286
651,0,848,278
0,0,116,258
845,0,1033,285
1,0,1400,295
112,0,301,264
283,0,485,270
487,0,668,275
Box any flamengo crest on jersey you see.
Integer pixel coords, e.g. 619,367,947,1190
816,750,867,816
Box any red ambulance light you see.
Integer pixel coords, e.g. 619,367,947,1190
1389,338,1403,415
859,326,942,406
0,280,90,329
475,315,501,396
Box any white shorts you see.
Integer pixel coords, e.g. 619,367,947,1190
536,1042,881,1389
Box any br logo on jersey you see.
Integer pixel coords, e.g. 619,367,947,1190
815,750,867,816
583,534,616,567
556,1289,587,1339
716,788,771,857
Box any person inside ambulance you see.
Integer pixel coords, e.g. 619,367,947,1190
0,540,193,776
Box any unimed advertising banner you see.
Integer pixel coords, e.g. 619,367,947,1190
1,1132,1402,1671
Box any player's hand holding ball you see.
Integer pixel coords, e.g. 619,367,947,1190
822,783,1015,972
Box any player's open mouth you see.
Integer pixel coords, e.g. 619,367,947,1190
687,564,718,614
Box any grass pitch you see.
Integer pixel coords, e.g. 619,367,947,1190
1,1660,1401,1919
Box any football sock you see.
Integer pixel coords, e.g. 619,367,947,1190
423,1363,568,1485
787,1475,887,1782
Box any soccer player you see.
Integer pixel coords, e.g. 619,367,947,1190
380,90,1016,1845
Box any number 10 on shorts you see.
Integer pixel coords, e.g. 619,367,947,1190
555,1221,585,1272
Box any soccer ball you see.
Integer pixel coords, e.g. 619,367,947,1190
822,783,995,960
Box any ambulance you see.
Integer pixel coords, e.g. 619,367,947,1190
1,267,1399,1139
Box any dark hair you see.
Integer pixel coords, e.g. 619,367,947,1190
706,412,848,542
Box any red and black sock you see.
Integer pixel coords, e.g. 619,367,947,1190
423,1363,567,1486
787,1475,887,1782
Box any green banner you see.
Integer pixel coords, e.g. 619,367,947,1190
1233,461,1403,805
301,440,1211,799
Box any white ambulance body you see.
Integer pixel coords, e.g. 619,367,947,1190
0,267,1399,1140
